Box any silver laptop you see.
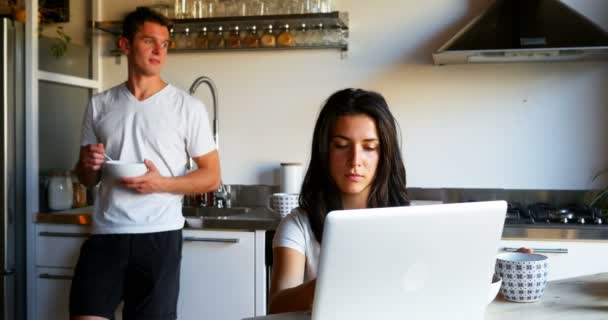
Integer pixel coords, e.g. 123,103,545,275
245,201,507,320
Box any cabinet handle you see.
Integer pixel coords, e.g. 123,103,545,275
39,273,73,280
183,236,239,244
502,247,568,254
39,232,90,238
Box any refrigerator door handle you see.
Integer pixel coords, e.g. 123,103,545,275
2,269,16,276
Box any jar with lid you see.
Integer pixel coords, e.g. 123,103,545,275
195,27,209,49
310,23,325,46
209,26,226,49
244,25,260,48
260,24,276,48
72,181,87,208
47,171,73,211
295,23,310,46
169,28,177,49
277,24,296,47
227,26,242,48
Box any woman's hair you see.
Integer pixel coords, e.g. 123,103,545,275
122,7,172,43
300,88,410,243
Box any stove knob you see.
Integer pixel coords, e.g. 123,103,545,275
577,217,585,224
562,217,569,224
594,217,603,225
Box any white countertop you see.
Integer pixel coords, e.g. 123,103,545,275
245,273,608,320
485,272,608,320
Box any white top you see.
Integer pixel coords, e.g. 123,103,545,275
272,208,321,281
81,83,215,234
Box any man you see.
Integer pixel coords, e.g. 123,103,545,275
69,7,220,320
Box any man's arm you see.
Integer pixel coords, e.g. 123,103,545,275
75,144,105,188
119,149,221,194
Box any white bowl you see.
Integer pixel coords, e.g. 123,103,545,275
104,160,147,178
488,274,502,304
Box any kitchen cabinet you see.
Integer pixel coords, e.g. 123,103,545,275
34,224,123,320
178,229,260,319
34,224,267,320
499,239,608,281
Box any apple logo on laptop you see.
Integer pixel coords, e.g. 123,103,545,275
401,261,429,292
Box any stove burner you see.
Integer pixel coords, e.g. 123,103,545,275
505,202,604,225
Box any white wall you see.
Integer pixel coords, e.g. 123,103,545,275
98,0,608,189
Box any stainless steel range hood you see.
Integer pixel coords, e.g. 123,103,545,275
433,0,608,65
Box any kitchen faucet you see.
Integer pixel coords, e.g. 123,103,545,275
188,76,230,208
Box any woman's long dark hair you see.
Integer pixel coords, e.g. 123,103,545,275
300,88,409,243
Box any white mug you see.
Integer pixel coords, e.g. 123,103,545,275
267,193,299,217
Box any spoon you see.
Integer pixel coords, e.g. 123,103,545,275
104,153,113,161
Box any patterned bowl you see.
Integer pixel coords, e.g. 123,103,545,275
495,253,549,303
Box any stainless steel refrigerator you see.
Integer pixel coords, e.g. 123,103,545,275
1,18,26,320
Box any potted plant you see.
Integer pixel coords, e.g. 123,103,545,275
11,0,71,58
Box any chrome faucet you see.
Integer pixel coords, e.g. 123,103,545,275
189,76,219,149
188,76,231,208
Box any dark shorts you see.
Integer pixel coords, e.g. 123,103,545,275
69,229,183,320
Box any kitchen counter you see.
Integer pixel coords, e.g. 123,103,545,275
244,273,608,320
36,207,608,240
485,272,608,320
35,206,281,231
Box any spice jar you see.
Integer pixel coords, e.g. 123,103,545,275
72,182,87,208
295,23,310,46
260,24,276,48
227,26,242,49
277,24,295,47
169,28,177,49
209,26,226,49
244,25,260,48
195,27,209,49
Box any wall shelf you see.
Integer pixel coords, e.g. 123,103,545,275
95,11,349,57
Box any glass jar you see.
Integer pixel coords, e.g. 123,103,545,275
310,23,325,46
277,24,295,47
195,27,209,49
227,26,242,48
72,182,87,208
185,27,195,48
169,28,177,49
209,26,226,49
47,171,73,211
294,23,310,46
174,0,193,18
244,25,260,48
260,24,276,47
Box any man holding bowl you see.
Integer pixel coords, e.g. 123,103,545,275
70,7,220,320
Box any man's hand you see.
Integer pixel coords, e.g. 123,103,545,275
79,143,106,171
119,159,166,194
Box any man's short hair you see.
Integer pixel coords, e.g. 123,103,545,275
122,7,172,43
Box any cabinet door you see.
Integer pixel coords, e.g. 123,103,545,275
500,240,608,281
36,224,91,268
35,268,73,320
178,230,256,320
35,267,124,320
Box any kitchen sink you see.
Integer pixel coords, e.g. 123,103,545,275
182,206,251,218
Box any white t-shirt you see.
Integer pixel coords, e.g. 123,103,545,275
81,83,215,234
272,208,321,282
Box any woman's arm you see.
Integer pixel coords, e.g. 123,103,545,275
268,247,317,314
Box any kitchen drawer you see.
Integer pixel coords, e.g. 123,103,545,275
36,224,91,268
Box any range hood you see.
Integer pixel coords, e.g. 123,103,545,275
433,0,608,65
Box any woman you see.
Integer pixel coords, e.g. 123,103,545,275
268,88,410,314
